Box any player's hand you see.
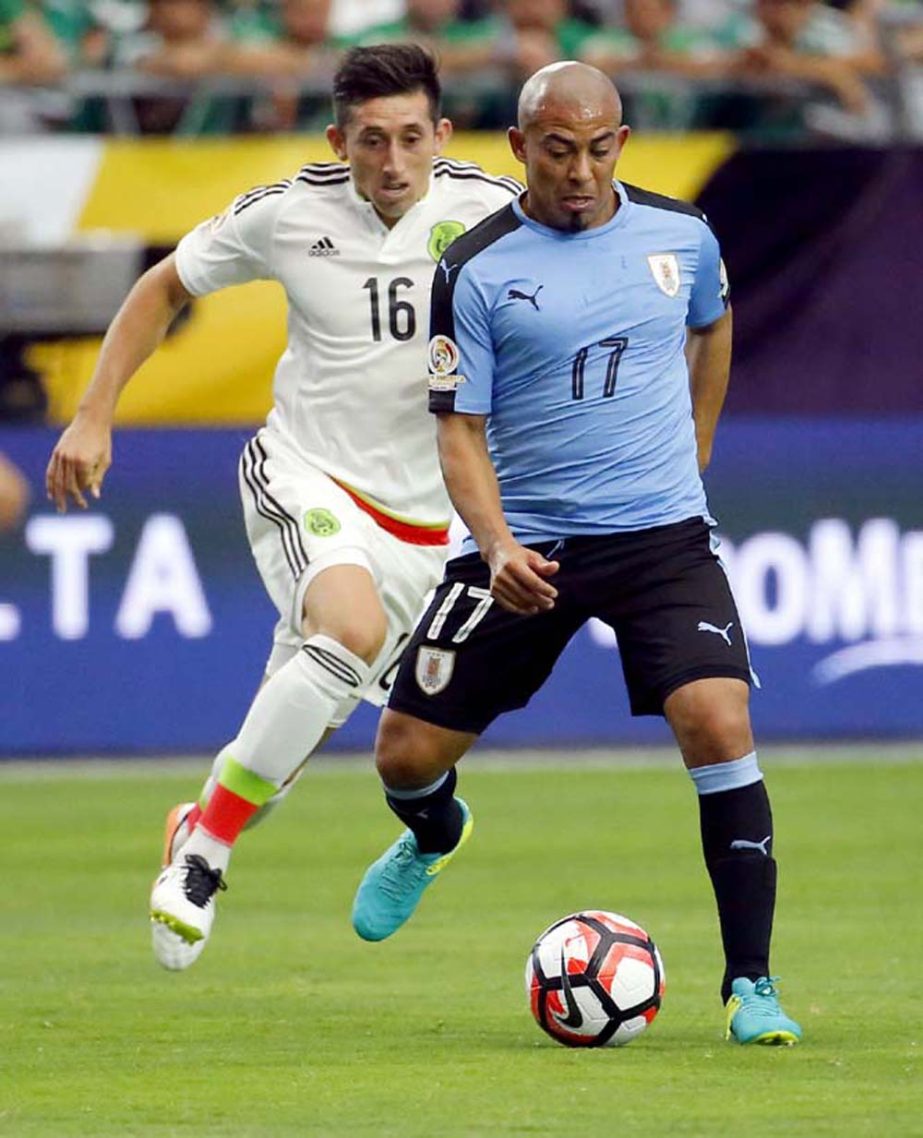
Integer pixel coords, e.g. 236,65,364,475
488,542,560,616
45,415,112,513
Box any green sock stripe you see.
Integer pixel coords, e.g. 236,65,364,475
217,757,278,807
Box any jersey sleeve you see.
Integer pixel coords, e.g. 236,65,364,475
428,261,495,415
174,188,282,297
687,219,730,328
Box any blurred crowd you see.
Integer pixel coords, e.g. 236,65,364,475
1,0,922,137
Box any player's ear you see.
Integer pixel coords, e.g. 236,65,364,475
326,124,347,161
508,127,526,165
433,117,453,155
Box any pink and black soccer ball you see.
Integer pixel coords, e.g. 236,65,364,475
525,910,665,1047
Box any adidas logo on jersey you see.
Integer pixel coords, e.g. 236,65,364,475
309,236,340,257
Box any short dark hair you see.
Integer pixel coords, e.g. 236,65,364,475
332,44,442,128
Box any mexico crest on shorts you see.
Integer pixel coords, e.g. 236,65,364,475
415,646,455,695
304,507,340,537
647,253,681,298
427,219,466,263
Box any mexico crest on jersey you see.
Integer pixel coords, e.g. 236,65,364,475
415,646,455,695
647,253,681,298
428,220,466,263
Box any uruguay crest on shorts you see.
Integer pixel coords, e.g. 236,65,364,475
647,253,681,298
415,647,455,695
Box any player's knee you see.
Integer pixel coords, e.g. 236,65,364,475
666,678,752,765
375,711,446,788
301,614,387,665
682,710,752,765
335,619,388,665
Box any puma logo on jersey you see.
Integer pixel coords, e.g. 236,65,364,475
730,835,772,856
309,236,340,257
698,620,733,645
508,285,543,311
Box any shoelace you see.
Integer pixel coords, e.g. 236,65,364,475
181,854,227,908
378,834,427,901
742,977,784,1016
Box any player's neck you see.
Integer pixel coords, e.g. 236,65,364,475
521,187,619,233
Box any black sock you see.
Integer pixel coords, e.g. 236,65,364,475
385,766,464,854
698,780,776,1003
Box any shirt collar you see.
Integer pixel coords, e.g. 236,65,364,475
346,171,436,234
512,179,630,240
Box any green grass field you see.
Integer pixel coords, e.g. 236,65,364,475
2,749,921,1137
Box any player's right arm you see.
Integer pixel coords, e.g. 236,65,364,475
46,254,193,512
436,412,558,616
429,226,558,614
47,184,279,512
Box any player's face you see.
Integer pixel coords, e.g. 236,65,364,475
509,113,630,233
326,91,452,227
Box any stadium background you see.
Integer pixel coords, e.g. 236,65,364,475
1,133,921,752
3,10,923,1135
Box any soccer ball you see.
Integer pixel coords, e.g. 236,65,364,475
525,910,665,1047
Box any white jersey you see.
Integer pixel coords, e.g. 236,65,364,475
175,158,520,531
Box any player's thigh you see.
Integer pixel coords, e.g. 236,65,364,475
253,526,444,731
338,531,449,722
604,523,753,717
387,553,582,735
302,563,389,662
238,430,384,640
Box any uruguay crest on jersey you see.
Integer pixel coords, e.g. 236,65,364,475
647,253,681,298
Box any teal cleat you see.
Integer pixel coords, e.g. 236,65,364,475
725,977,802,1045
352,799,473,942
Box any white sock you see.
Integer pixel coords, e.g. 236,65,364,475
224,633,369,785
180,636,370,870
182,828,233,873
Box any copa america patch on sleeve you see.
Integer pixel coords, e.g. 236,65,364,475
427,335,466,392
415,646,456,695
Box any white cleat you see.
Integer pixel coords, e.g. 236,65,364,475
151,920,207,971
150,854,226,972
161,801,197,867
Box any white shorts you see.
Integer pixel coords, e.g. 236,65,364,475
238,428,448,727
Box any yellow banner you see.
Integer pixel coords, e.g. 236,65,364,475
36,132,734,425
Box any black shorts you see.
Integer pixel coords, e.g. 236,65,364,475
388,518,752,734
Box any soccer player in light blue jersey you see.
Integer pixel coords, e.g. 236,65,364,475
352,61,801,1045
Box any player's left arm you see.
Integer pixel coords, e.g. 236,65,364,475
686,306,733,474
686,218,733,474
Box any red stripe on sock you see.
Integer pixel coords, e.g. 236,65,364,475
186,803,203,831
198,784,259,845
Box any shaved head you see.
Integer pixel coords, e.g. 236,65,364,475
508,61,629,232
517,61,622,132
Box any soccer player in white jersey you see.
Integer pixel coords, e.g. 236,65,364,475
45,44,520,971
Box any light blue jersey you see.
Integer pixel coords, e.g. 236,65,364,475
427,181,730,544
